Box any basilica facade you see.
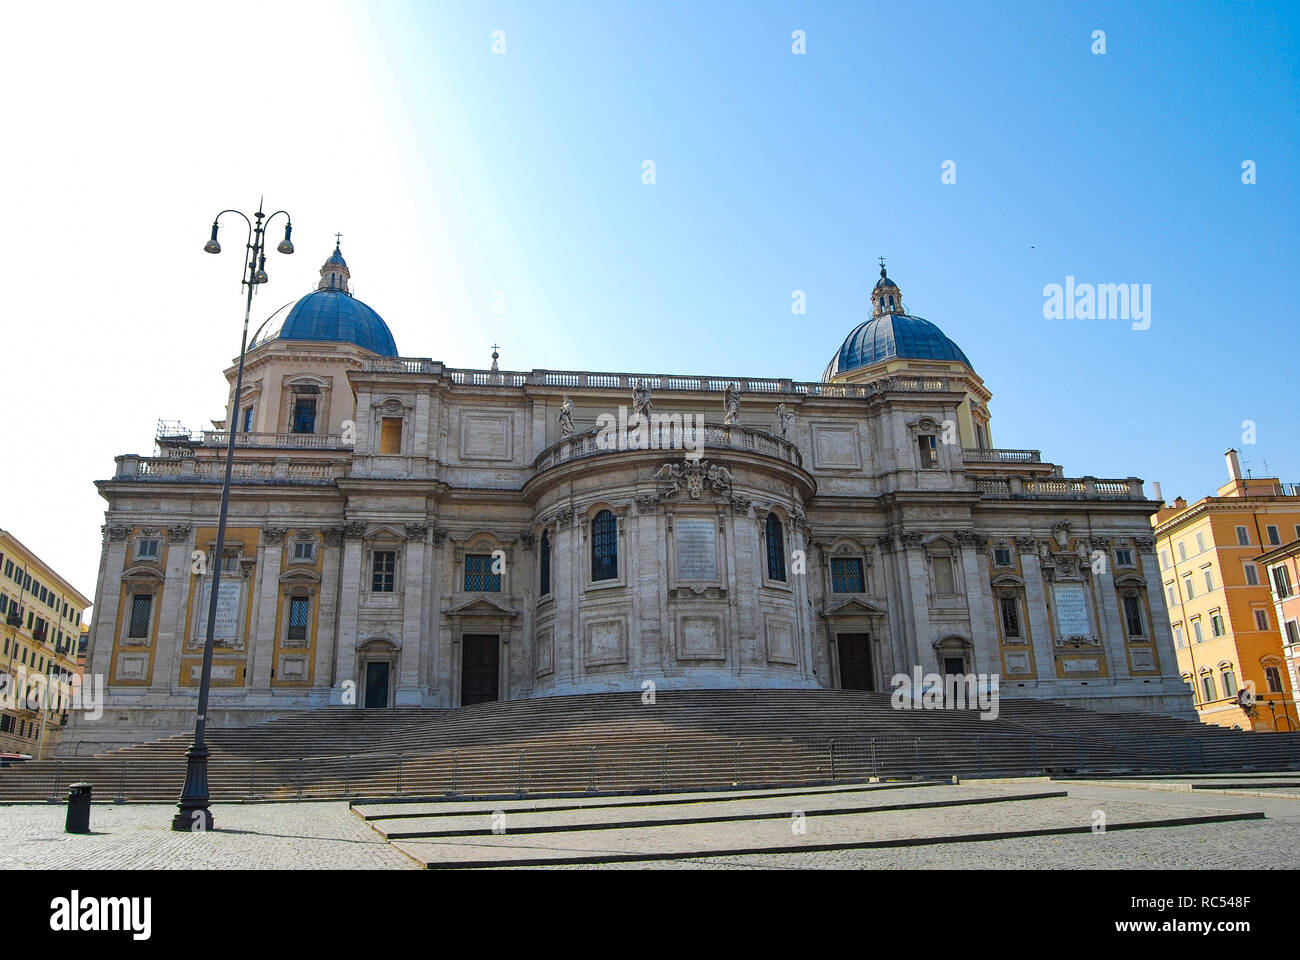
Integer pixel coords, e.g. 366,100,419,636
71,247,1192,752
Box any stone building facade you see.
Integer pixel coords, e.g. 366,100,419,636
68,250,1193,753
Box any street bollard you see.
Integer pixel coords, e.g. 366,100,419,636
65,782,93,834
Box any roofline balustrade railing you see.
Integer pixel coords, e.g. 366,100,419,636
361,358,954,397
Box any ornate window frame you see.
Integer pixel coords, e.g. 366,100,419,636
823,538,872,596
582,502,628,592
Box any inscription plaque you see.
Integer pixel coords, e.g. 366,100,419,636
196,579,241,641
1053,582,1091,636
675,519,718,580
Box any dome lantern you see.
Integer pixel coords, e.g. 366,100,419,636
318,234,351,293
870,257,903,319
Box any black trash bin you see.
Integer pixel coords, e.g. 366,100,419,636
65,782,92,834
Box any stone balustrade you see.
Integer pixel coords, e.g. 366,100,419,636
534,423,804,473
114,455,342,484
361,357,952,397
969,475,1146,500
961,447,1041,464
202,431,352,449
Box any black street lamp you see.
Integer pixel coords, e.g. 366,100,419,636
173,200,293,832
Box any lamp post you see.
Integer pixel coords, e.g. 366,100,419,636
173,200,293,832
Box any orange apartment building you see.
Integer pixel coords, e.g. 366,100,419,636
1255,536,1300,731
1152,450,1300,731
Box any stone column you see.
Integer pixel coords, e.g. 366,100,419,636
313,528,342,702
1018,539,1058,683
330,524,364,705
153,524,193,695
91,526,131,687
396,524,426,705
249,528,285,693
959,534,998,676
901,533,933,671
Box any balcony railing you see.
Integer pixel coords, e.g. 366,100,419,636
535,423,804,473
971,475,1146,500
113,455,343,484
201,431,352,450
361,358,953,397
961,448,1041,464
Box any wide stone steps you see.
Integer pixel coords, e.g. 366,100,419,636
3,690,1296,802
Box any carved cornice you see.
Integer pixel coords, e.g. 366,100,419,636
405,523,428,541
653,458,733,503
1014,536,1037,554
107,524,130,543
264,527,289,545
343,522,366,540
166,524,191,544
322,527,344,547
1134,535,1156,553
432,527,449,546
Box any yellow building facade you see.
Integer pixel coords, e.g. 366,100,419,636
0,528,92,758
1152,451,1300,731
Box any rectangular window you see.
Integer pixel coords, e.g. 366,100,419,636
291,397,317,434
127,594,152,639
1266,666,1283,693
1183,576,1194,599
1177,541,1187,561
1202,674,1217,702
932,556,955,594
241,405,254,433
1166,584,1176,608
380,417,403,454
1210,612,1224,637
292,541,315,563
1114,548,1134,567
1286,620,1300,645
1244,562,1259,586
1123,596,1145,636
1192,619,1204,644
1272,565,1292,598
463,554,501,592
287,596,309,642
1195,532,1205,552
1173,624,1185,648
1222,669,1238,698
917,435,938,469
1267,525,1281,546
1203,569,1214,592
993,548,1012,567
830,558,864,593
1160,550,1169,569
1256,609,1270,631
1295,524,1300,542
371,551,396,593
1236,525,1250,546
136,538,160,560
999,596,1021,639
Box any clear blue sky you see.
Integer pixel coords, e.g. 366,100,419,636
2,0,1297,605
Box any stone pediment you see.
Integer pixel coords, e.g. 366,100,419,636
444,596,518,618
822,597,887,618
279,567,322,584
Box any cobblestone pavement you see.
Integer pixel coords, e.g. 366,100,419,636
0,802,417,870
3,780,1299,870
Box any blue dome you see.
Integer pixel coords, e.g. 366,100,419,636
253,290,398,357
823,313,971,380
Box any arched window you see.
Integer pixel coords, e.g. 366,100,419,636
591,510,618,581
765,513,786,582
540,530,551,596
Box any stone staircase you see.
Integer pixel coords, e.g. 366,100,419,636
2,690,1297,802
